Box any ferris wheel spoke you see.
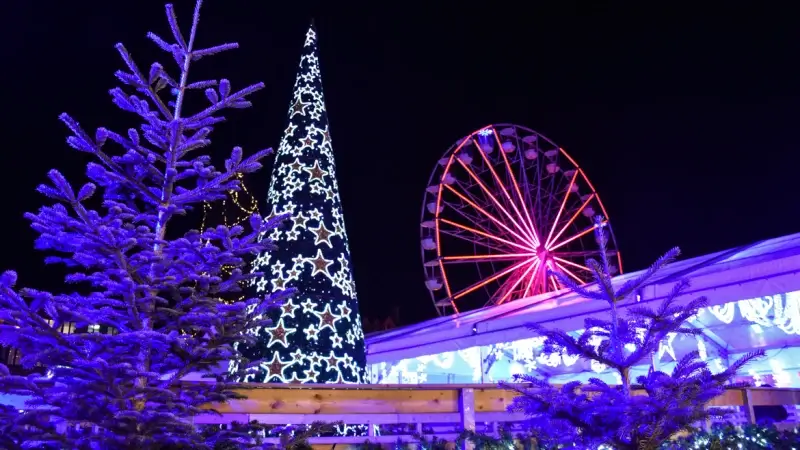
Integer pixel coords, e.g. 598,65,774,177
451,257,536,301
547,152,566,222
440,218,534,253
553,249,615,258
444,184,536,250
438,229,514,255
454,157,538,247
492,131,542,248
496,258,541,305
470,136,540,246
435,259,458,313
523,262,546,298
446,182,521,243
546,193,595,249
442,197,511,244
488,267,520,304
442,199,498,233
442,253,536,264
549,274,563,291
544,169,579,248
552,256,591,273
513,142,538,224
549,220,607,253
554,261,587,284
450,176,499,216
521,273,536,298
490,267,525,306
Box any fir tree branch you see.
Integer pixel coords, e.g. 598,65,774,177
511,221,763,448
0,2,286,447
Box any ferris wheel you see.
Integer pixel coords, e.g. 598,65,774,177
420,124,622,316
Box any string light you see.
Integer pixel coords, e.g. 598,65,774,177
200,172,260,303
201,173,260,245
371,292,800,385
706,291,800,335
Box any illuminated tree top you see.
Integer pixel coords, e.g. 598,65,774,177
244,23,366,384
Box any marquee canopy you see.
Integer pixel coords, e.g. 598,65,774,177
366,232,800,364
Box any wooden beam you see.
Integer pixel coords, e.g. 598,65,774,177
193,411,528,425
207,385,522,414
205,385,800,415
743,389,757,424
211,387,461,414
189,384,800,447
459,387,475,431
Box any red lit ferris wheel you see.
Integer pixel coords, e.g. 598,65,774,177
420,124,622,316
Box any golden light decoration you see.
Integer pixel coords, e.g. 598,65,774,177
201,172,261,237
201,173,261,299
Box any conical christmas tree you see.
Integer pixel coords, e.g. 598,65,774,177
244,23,366,384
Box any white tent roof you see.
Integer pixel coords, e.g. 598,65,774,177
366,232,800,363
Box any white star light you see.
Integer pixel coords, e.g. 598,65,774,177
304,28,317,47
264,318,297,348
304,324,320,342
301,298,316,313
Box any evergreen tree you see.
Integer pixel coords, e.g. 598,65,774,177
240,23,366,384
0,2,289,448
506,217,763,450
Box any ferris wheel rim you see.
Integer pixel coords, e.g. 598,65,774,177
420,123,622,316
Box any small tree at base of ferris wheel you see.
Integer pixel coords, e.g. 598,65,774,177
503,216,763,450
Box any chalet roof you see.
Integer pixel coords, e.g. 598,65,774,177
366,231,800,363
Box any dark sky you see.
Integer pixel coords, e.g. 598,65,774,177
1,1,799,325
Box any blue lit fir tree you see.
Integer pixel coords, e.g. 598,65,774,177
239,24,367,384
0,2,291,447
506,217,763,450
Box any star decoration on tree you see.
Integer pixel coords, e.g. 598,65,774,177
310,222,335,247
304,324,320,342
337,301,352,320
264,353,293,382
281,299,300,318
265,318,297,348
325,351,343,372
305,160,328,182
304,366,320,380
286,369,310,383
300,134,316,150
291,98,310,117
272,277,287,291
290,348,305,363
313,303,342,332
291,212,310,230
307,249,334,278
328,370,347,384
301,298,316,313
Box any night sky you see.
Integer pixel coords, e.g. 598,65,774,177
2,1,799,326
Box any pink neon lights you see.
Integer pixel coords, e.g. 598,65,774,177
426,124,621,313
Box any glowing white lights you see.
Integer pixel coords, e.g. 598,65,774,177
369,291,800,387
706,291,800,335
